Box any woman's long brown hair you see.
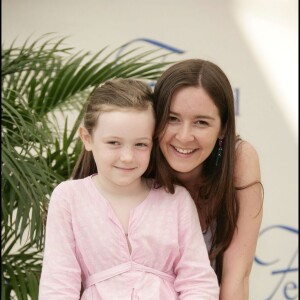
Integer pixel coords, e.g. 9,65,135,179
153,59,254,283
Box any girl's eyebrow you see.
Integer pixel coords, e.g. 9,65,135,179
169,110,215,120
135,137,153,141
103,136,152,141
102,136,121,139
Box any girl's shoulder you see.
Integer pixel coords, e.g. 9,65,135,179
152,184,194,206
49,176,96,212
51,176,92,198
152,183,190,195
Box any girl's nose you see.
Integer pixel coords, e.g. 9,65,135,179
175,124,194,143
120,146,134,162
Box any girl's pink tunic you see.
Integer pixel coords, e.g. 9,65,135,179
39,176,219,299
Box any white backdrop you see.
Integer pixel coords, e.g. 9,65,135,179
2,1,298,299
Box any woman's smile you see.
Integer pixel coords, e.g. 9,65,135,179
171,145,198,155
159,86,222,175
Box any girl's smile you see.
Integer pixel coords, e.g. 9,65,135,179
81,107,155,191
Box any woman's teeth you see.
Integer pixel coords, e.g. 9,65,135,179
174,146,195,154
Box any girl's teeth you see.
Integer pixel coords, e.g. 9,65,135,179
174,147,194,154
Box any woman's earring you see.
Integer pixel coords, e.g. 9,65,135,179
215,138,223,167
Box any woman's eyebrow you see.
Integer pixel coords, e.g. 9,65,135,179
194,115,215,120
169,110,215,120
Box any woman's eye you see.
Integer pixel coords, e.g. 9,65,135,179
168,115,178,123
195,120,209,126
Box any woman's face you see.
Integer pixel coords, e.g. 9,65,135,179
159,86,223,179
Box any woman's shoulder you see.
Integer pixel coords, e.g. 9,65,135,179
234,140,261,187
235,139,258,153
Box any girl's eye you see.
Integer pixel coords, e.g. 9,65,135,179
107,141,120,146
135,143,148,148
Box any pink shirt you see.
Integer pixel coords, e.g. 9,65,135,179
39,176,219,299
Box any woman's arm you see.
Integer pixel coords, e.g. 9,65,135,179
220,141,263,300
39,183,82,299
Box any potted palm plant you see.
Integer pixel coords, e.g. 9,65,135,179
1,33,175,299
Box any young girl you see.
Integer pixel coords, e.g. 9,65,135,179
38,78,219,299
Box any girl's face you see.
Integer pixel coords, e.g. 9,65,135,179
81,107,155,189
159,86,223,179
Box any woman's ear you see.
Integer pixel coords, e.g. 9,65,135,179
219,125,227,139
79,126,93,151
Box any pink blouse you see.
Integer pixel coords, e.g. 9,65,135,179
39,176,219,299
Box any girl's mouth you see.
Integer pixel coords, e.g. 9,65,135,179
114,166,136,171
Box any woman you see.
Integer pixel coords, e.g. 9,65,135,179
152,59,263,299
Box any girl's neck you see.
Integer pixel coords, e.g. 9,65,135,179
92,174,150,202
92,175,152,238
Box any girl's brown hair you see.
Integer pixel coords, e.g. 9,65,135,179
153,59,240,282
71,78,154,179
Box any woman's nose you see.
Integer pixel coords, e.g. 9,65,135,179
175,124,194,143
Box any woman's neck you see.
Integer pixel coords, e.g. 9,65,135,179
175,169,208,229
174,168,202,199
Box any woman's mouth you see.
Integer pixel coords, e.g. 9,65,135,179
171,145,197,155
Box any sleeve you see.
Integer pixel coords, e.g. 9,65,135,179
173,188,220,300
39,183,82,299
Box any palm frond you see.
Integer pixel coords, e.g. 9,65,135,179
2,223,43,300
